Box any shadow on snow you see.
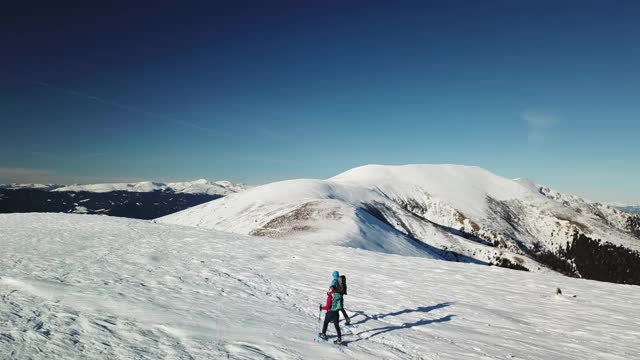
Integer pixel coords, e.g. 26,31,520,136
345,302,454,344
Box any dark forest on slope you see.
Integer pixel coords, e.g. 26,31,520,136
0,188,220,220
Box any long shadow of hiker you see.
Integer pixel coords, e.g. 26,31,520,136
346,315,455,344
344,303,455,344
350,302,453,326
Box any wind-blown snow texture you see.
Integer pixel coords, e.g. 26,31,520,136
1,213,639,359
160,164,640,276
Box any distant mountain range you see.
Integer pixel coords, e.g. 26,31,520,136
159,164,640,285
620,206,640,214
4,166,639,285
0,179,247,220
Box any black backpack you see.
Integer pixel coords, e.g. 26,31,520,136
337,275,347,295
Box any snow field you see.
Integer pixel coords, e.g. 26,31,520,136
1,213,639,359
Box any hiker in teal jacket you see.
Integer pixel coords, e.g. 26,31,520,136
330,271,351,325
318,285,343,344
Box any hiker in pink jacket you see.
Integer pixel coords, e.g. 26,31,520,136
318,285,343,344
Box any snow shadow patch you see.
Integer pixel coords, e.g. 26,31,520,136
347,312,455,343
350,302,453,326
345,303,455,344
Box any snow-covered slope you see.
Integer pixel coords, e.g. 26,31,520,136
158,176,535,267
1,213,638,359
158,179,447,259
54,181,167,193
520,180,636,233
53,179,247,195
333,165,537,221
166,179,248,195
331,165,639,250
160,164,640,280
514,179,640,243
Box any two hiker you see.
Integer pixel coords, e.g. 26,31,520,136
318,271,349,344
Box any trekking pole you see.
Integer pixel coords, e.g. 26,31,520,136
314,303,322,340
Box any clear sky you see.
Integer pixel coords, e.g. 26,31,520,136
1,1,639,202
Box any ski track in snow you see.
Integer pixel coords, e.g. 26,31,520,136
1,213,639,359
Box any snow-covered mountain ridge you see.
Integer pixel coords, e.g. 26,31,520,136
0,183,62,191
1,179,247,195
160,164,640,284
52,179,248,195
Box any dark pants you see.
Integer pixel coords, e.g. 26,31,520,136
340,297,350,324
341,308,350,324
322,311,342,339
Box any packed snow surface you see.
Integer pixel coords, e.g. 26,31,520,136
1,213,639,359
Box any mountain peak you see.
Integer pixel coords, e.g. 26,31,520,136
159,163,640,284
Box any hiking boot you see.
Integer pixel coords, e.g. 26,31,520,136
318,333,328,341
334,338,343,345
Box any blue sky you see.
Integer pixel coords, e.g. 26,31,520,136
1,1,639,202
